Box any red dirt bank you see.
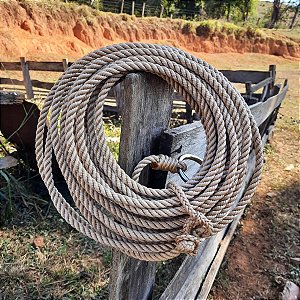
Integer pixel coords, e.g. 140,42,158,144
0,0,299,61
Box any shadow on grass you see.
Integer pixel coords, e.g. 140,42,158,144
0,167,110,299
211,178,300,300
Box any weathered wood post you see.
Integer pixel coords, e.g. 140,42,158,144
269,64,276,95
109,73,174,300
20,57,34,99
245,81,252,99
62,58,69,72
185,103,193,123
132,1,135,15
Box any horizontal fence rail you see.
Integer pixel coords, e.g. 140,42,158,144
0,59,277,121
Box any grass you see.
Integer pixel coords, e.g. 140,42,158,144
0,161,110,299
193,20,264,39
0,114,120,299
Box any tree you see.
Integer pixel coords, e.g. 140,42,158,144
238,0,258,21
289,1,300,29
269,0,281,28
204,0,250,21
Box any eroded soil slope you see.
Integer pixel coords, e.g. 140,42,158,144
1,0,300,61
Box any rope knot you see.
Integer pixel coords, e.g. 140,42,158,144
151,154,187,174
167,181,214,255
132,154,187,182
175,234,200,255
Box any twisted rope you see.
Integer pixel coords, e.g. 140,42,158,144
35,42,263,261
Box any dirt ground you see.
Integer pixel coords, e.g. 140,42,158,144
1,0,300,61
209,58,300,299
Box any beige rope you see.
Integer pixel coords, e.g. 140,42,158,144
35,42,263,261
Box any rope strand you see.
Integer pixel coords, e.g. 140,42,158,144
35,43,263,261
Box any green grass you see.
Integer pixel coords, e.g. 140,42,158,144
0,117,121,298
0,168,110,299
192,20,265,39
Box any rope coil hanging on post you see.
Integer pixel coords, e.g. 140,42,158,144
35,42,263,261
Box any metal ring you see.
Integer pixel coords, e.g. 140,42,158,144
178,154,203,182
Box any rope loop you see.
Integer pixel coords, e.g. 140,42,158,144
35,42,264,261
132,154,187,182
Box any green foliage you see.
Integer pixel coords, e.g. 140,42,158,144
0,170,48,225
181,21,196,34
204,0,258,21
194,19,264,39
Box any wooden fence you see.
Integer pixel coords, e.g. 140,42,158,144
0,59,287,299
0,58,277,121
107,71,287,299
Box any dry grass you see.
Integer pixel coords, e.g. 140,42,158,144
0,165,111,299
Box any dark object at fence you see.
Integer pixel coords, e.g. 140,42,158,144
0,91,39,167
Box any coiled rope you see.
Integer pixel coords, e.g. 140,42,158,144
35,43,263,261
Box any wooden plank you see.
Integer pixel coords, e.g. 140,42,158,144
245,81,253,99
109,73,174,300
0,77,24,86
0,62,271,83
219,70,270,84
0,61,74,72
0,62,21,71
20,57,34,99
250,83,288,126
250,76,273,93
159,230,225,300
31,80,54,90
195,133,273,300
62,58,69,72
0,77,55,90
158,85,287,299
196,216,241,299
159,150,257,300
0,91,25,104
142,2,146,17
269,65,276,91
27,61,66,72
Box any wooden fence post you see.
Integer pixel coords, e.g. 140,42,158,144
142,2,146,17
245,81,252,99
62,58,69,71
109,73,173,300
269,64,276,93
132,1,135,15
120,0,124,13
20,57,34,99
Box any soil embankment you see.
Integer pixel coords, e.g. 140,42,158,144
0,0,299,61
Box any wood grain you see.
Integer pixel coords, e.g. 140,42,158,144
20,57,34,99
109,73,173,300
158,86,286,299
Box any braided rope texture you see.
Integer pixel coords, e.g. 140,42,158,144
35,42,263,261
